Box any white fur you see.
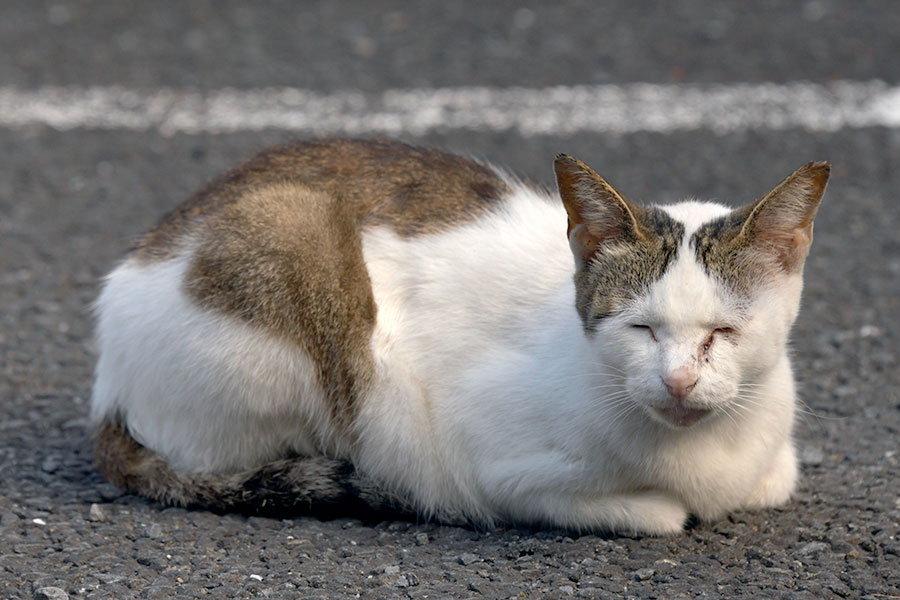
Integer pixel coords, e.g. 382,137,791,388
92,253,344,472
92,187,802,534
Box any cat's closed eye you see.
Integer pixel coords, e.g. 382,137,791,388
702,327,737,353
632,324,658,342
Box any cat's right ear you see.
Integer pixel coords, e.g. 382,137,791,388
554,154,646,270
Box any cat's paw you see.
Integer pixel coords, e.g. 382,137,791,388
580,492,688,536
744,443,798,509
624,492,690,536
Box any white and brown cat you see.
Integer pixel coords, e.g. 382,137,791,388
90,139,829,535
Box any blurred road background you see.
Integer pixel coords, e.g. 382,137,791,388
0,1,897,598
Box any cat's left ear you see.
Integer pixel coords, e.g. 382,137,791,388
739,161,830,273
554,154,647,270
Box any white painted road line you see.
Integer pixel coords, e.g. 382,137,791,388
1,81,898,136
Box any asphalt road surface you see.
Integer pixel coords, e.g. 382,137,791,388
1,1,898,599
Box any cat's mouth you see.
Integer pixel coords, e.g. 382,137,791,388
651,402,712,427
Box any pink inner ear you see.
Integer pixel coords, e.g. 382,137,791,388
784,226,814,270
755,223,814,272
568,215,637,267
569,223,601,265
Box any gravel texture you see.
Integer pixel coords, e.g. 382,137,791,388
1,1,898,598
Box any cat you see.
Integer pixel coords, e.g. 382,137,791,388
90,138,829,535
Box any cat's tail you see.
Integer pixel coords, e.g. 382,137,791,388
92,420,411,519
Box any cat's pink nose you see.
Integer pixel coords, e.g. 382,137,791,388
662,368,698,400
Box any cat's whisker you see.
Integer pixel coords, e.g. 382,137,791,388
735,388,767,397
728,400,753,414
604,400,645,431
733,394,766,407
581,374,628,383
593,397,638,420
598,387,633,397
593,393,636,417
793,400,846,423
624,403,649,427
587,385,629,398
585,383,630,390
733,391,772,406
591,363,629,375
601,388,632,396
585,365,629,379
598,397,634,408
593,391,633,404
726,403,755,428
735,385,767,393
718,405,740,429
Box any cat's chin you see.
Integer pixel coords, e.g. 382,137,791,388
650,403,712,428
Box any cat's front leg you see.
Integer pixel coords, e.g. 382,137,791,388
480,456,689,535
506,489,689,536
742,441,798,510
584,491,690,536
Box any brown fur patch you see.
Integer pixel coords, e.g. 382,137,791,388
130,139,512,431
93,419,412,519
184,183,379,433
134,138,511,260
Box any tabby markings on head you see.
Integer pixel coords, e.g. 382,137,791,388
689,206,761,295
581,207,685,329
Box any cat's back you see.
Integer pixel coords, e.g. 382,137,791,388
127,139,525,410
91,139,546,473
134,138,513,260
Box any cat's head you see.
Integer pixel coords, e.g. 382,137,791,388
554,155,829,428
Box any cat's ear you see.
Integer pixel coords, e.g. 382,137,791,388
738,161,830,273
554,154,647,269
